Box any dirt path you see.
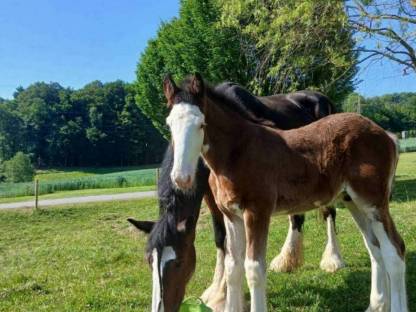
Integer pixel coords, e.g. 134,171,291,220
0,191,157,210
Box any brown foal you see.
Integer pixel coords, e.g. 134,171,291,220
165,74,407,312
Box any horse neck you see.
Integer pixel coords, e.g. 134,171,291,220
202,96,252,171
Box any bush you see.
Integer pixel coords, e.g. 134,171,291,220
2,152,35,183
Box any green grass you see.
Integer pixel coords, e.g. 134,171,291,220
0,154,415,311
0,167,158,199
0,186,156,204
35,165,158,182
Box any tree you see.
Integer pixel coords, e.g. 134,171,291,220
2,152,34,183
135,0,250,136
0,102,24,163
0,81,166,168
342,91,416,131
347,0,416,73
219,0,358,104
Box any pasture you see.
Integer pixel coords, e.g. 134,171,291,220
0,153,415,311
0,166,158,200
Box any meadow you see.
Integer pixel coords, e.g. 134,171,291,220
0,166,158,199
0,153,415,311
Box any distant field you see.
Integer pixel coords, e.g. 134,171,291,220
400,137,416,153
0,166,158,199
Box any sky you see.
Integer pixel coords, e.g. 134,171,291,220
0,0,414,100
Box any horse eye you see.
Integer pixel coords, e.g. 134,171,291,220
200,123,206,129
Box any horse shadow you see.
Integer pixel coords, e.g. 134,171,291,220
392,178,416,202
266,251,416,311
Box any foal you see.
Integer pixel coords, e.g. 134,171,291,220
166,74,407,312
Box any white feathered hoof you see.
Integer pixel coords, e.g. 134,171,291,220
269,234,304,273
203,289,226,312
201,275,226,312
319,248,345,273
365,303,389,312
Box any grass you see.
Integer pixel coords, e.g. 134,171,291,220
0,153,415,311
0,186,156,204
0,167,158,199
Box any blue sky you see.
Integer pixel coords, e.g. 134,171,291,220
0,0,414,99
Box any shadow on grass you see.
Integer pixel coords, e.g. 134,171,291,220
266,251,415,311
393,178,416,202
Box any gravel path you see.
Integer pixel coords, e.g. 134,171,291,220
0,191,157,210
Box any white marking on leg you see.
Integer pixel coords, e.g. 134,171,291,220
151,247,176,312
320,214,345,273
245,259,266,312
224,215,245,312
201,248,226,309
372,221,408,312
270,216,303,272
344,194,390,312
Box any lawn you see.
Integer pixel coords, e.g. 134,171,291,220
0,166,158,200
0,153,415,311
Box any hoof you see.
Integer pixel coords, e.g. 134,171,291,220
201,278,226,311
319,252,345,273
203,293,226,312
365,303,388,312
269,250,304,273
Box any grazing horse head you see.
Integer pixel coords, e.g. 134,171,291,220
164,74,207,191
128,145,210,312
128,216,196,312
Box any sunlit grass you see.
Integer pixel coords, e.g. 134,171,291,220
0,154,415,311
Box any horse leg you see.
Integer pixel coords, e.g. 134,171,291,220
319,206,345,272
244,208,270,312
344,196,390,312
372,211,407,311
201,190,227,311
269,214,304,272
224,212,246,312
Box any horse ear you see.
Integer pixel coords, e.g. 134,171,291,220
163,74,178,107
127,218,155,234
190,73,204,96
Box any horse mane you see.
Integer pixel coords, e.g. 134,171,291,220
205,83,278,128
145,145,209,255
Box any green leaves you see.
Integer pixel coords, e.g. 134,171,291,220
135,0,250,136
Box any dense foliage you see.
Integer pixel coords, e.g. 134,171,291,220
1,152,34,183
135,0,358,130
0,81,166,168
135,0,250,136
343,92,416,132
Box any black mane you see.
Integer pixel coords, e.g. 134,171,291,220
145,145,209,255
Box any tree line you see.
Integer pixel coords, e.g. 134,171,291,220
0,81,166,168
343,92,416,132
1,0,415,175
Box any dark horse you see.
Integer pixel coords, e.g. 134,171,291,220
129,81,344,312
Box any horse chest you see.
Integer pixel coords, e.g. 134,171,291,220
209,175,242,215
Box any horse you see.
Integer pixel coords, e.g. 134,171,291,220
129,82,345,312
165,73,407,312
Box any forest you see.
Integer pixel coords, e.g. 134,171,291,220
0,81,166,168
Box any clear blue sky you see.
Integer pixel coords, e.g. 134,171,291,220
0,0,414,99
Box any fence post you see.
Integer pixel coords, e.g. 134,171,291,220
34,179,39,210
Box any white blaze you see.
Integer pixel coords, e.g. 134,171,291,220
151,247,177,312
166,103,205,188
